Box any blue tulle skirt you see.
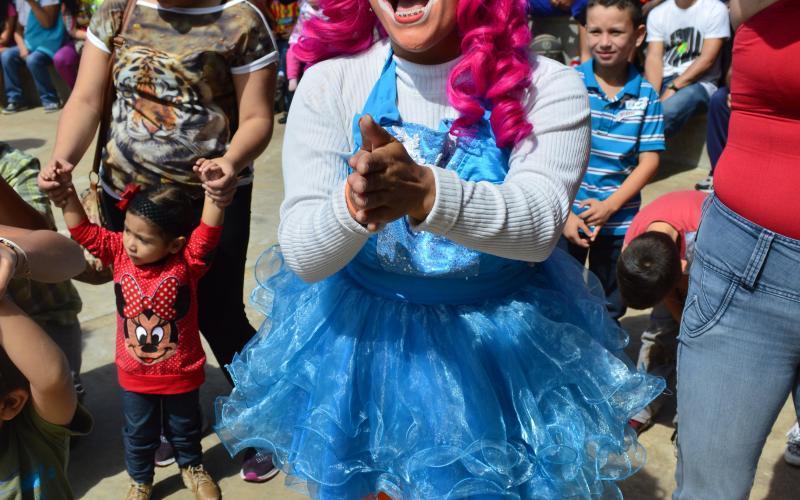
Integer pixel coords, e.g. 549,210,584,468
215,247,664,499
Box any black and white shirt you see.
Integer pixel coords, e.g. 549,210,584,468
646,0,730,96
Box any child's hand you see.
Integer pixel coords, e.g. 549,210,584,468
38,159,76,208
563,212,594,248
288,78,298,92
577,198,617,228
194,158,234,208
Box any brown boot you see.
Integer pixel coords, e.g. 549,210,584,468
181,464,221,500
123,481,153,500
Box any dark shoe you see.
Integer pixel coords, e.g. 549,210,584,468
695,175,713,192
2,102,26,114
240,448,279,483
277,113,288,124
154,435,176,467
43,101,61,113
72,371,86,403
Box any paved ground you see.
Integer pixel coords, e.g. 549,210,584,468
3,108,798,499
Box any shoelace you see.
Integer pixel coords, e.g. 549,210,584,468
787,423,800,443
187,466,213,486
130,483,150,497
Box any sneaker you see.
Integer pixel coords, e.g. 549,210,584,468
42,102,61,113
181,464,221,500
695,175,713,192
277,112,287,124
1,101,25,114
154,435,176,467
629,416,655,435
785,422,800,466
240,448,279,483
124,481,153,500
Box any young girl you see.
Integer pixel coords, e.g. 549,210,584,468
41,159,229,500
53,0,92,89
285,0,322,93
215,0,664,497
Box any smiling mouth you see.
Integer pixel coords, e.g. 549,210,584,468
378,0,438,26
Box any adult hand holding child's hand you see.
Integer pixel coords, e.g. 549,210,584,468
195,157,237,207
38,159,76,208
346,114,435,232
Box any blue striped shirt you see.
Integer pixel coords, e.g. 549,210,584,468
574,61,665,236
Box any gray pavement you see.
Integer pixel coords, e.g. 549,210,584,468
2,108,798,499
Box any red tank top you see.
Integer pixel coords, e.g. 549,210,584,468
713,0,800,239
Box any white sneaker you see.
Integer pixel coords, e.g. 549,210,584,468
784,422,800,466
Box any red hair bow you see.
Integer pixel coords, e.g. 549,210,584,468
120,275,180,321
116,183,142,211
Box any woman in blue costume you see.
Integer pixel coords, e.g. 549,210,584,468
215,0,664,497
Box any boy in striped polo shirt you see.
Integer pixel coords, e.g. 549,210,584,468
562,0,665,320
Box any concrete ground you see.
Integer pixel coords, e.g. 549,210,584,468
3,108,798,499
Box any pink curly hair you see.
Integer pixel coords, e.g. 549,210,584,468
292,0,534,148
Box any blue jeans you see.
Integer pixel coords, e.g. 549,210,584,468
122,390,203,484
276,38,292,111
706,86,731,174
661,76,710,138
1,46,59,106
674,196,800,499
559,234,626,321
632,302,679,424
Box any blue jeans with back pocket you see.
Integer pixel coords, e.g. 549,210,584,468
674,195,800,499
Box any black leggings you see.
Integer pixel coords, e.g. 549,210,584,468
101,184,257,386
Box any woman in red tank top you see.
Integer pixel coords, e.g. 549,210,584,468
674,1,800,498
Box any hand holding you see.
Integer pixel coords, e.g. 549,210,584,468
38,159,76,208
563,212,594,248
346,115,435,232
660,88,676,102
194,156,236,207
578,198,617,227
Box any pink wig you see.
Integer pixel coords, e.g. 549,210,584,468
293,0,533,148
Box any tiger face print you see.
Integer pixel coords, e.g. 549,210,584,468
107,45,229,185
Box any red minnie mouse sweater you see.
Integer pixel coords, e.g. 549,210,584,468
70,220,222,394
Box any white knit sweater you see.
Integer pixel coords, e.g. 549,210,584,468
279,40,591,282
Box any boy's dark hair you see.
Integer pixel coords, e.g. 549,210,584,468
617,231,681,309
587,0,644,27
0,346,29,398
128,185,196,240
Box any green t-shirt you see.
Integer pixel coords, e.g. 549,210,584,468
0,404,92,500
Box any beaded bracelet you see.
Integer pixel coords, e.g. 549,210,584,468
0,236,31,279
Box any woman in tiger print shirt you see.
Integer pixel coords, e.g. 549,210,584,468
39,0,280,485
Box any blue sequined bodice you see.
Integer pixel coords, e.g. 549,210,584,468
345,52,531,304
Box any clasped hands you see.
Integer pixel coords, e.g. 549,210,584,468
346,115,435,232
562,198,618,248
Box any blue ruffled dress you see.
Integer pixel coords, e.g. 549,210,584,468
215,53,664,499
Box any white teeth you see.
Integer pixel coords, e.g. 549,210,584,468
397,7,424,17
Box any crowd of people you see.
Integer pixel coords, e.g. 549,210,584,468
0,0,798,499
